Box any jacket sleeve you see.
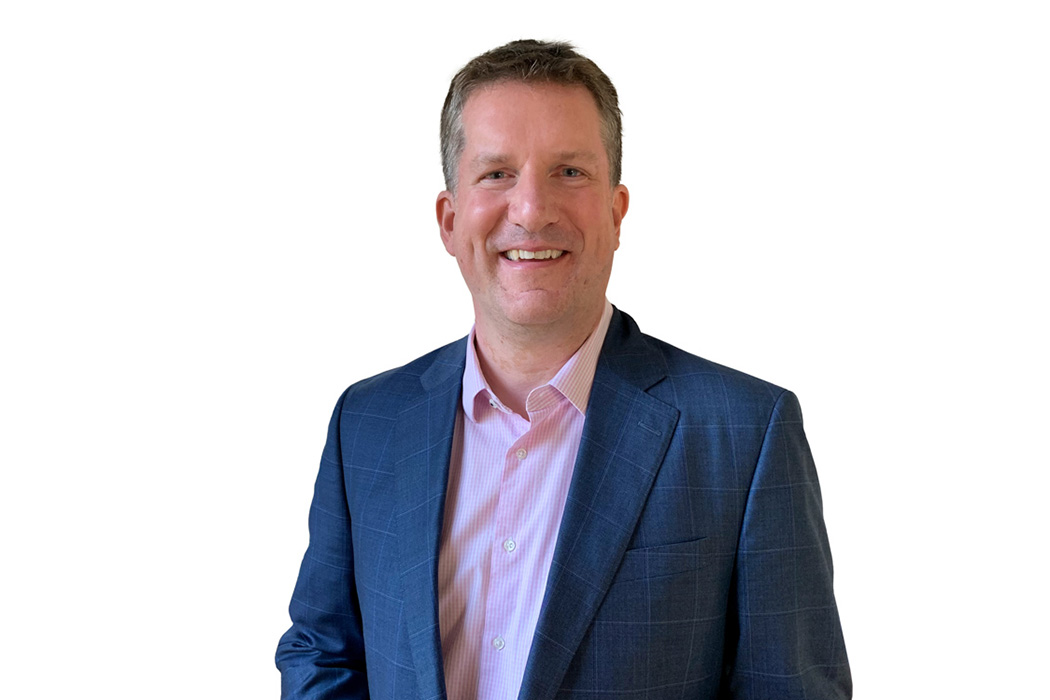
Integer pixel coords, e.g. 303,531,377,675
276,390,369,700
722,390,852,699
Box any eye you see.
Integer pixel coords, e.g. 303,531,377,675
483,170,508,180
561,167,583,178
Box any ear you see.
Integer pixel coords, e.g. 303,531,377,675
436,190,457,255
610,184,629,251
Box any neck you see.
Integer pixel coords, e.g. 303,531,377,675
473,305,604,419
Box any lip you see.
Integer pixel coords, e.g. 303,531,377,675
499,246,567,258
499,250,569,269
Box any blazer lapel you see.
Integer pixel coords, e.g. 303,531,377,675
393,340,466,700
519,310,681,700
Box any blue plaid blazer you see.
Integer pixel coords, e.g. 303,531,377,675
277,308,851,699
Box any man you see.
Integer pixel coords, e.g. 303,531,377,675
277,40,851,700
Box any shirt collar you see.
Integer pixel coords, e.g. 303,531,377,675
461,300,614,423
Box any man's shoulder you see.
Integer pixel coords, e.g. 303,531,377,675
609,310,791,412
335,336,467,416
650,333,786,399
641,332,801,430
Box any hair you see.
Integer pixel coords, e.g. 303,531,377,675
440,39,622,191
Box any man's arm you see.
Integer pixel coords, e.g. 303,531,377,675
276,390,369,700
722,390,852,699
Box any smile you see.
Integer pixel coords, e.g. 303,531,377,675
503,249,565,261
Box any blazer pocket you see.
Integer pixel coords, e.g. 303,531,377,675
612,536,708,584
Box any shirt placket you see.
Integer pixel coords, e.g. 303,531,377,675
476,418,537,700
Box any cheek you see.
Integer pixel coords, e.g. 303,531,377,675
569,193,614,228
465,193,505,224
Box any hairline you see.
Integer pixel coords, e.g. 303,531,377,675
456,87,611,184
445,79,619,193
440,41,622,193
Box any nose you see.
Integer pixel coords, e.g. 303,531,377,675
507,170,558,233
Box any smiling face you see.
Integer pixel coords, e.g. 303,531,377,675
437,81,629,342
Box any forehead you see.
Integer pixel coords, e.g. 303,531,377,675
459,81,606,161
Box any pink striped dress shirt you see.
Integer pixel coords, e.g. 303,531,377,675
437,300,614,700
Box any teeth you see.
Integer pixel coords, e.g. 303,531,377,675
505,249,564,261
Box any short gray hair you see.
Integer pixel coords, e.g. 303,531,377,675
440,39,623,191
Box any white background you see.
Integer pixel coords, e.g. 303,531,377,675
2,1,1047,697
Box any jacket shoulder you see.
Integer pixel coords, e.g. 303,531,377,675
652,333,785,395
604,308,795,423
640,333,794,424
336,337,466,418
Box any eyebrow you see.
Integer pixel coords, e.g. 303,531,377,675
468,150,602,169
551,150,601,164
469,153,511,169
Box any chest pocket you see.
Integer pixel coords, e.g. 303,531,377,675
610,536,708,584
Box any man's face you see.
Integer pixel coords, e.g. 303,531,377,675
437,81,628,339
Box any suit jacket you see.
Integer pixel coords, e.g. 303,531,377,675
277,309,851,700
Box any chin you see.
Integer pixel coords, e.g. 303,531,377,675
504,309,563,329
497,294,570,329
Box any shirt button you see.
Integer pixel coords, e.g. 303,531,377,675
516,448,527,460
492,636,505,651
489,399,498,409
503,538,516,553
